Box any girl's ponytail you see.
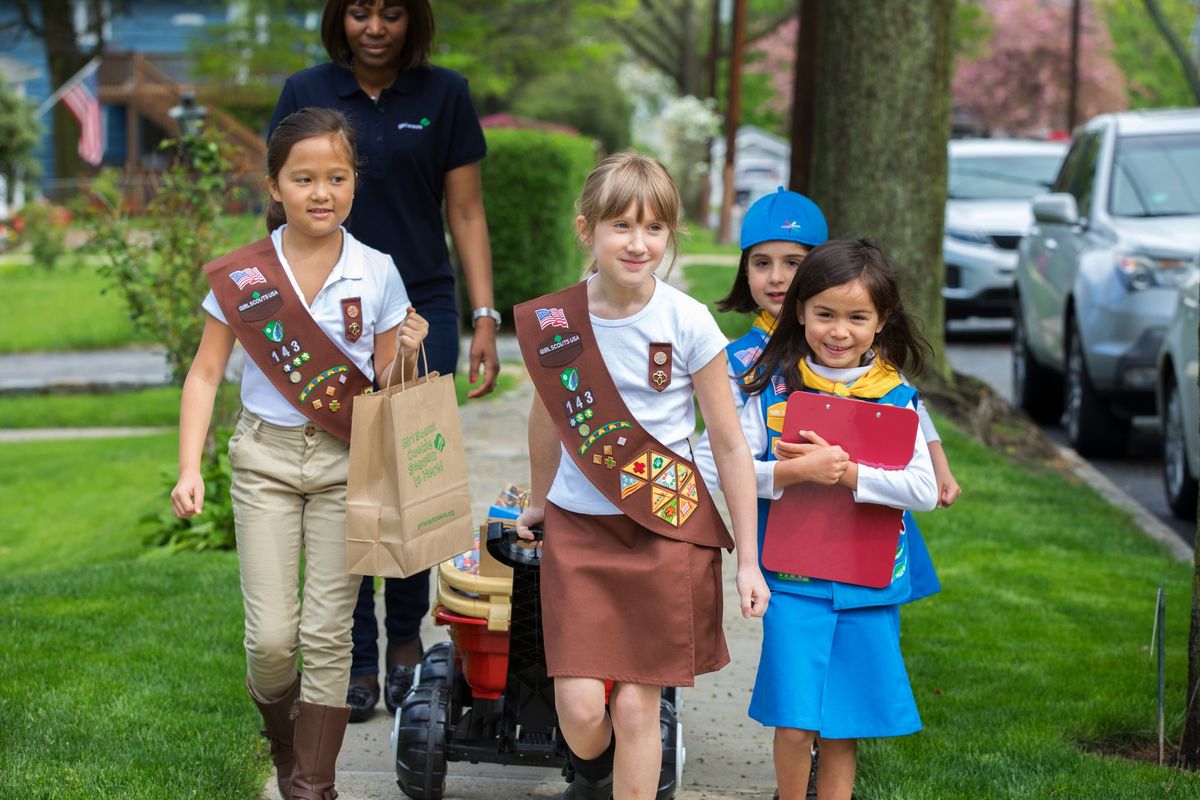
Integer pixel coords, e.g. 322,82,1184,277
265,198,287,233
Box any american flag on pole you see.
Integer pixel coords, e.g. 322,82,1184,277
535,307,569,329
61,61,103,166
230,267,268,290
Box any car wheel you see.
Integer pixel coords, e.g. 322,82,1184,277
1012,299,1063,422
1062,320,1130,456
1162,376,1198,519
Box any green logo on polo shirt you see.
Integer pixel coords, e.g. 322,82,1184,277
420,117,431,127
397,118,431,131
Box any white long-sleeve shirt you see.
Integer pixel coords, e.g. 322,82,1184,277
696,359,938,512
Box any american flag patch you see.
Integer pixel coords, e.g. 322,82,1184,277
733,346,762,367
535,307,569,329
771,375,789,396
230,267,267,290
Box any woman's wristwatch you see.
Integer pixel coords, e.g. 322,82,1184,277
471,307,502,329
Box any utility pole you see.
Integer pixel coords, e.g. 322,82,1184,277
1067,0,1081,132
717,0,747,245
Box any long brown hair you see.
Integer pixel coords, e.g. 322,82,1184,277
742,239,931,395
264,107,359,233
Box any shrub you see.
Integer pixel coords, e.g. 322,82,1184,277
479,128,597,318
511,69,633,154
15,201,72,271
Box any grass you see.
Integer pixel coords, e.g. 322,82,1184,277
682,261,752,339
0,368,522,430
0,255,151,353
0,435,265,799
683,225,742,258
852,413,1200,798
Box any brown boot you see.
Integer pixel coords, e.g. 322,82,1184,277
248,677,301,800
290,701,350,800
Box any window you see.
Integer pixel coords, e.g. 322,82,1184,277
1109,133,1200,217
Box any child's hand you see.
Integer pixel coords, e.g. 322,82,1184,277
396,308,429,358
171,469,205,518
736,565,770,619
776,431,849,485
514,505,545,541
937,470,962,508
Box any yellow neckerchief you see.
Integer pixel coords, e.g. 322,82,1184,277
797,355,902,399
752,309,777,335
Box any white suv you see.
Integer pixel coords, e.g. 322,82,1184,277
943,139,1067,320
1013,109,1200,455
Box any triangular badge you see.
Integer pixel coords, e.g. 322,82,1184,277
649,451,674,480
677,497,696,525
655,496,680,527
675,464,693,487
653,464,677,491
650,485,673,514
619,472,646,500
679,477,699,502
621,452,650,479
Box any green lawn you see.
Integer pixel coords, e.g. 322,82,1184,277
0,256,151,353
683,261,752,339
682,225,742,258
855,415,1200,798
0,369,522,429
0,435,265,798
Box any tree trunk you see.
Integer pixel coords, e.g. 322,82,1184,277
806,0,954,377
40,0,93,186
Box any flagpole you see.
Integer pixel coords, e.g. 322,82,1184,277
36,56,102,118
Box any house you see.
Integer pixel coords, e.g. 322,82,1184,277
708,125,792,229
0,54,43,218
1,2,274,209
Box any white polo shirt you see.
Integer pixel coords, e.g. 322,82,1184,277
202,226,411,427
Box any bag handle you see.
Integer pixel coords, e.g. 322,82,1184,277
387,338,430,389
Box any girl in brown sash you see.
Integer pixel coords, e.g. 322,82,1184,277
515,152,770,800
170,107,428,800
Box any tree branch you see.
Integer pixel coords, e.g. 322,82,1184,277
1142,0,1200,103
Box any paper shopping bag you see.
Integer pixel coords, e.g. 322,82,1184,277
345,365,474,578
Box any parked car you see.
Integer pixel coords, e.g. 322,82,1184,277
1156,264,1200,518
1013,108,1200,455
943,139,1067,320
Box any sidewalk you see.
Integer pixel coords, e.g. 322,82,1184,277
281,372,774,800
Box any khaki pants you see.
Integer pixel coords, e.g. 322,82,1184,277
229,411,359,707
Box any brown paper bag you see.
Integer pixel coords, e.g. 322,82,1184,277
345,350,473,578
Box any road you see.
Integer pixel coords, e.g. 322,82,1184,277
944,319,1195,547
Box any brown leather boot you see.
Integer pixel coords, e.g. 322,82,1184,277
290,701,350,800
247,676,301,800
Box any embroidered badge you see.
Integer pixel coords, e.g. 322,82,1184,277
577,420,633,456
622,453,649,477
230,267,268,290
262,321,284,343
537,330,583,367
535,307,569,329
236,288,282,322
299,365,350,403
620,472,646,499
559,368,580,392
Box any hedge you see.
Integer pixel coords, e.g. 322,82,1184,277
479,128,598,318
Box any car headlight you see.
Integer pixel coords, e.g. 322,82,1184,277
945,227,992,246
1115,254,1197,291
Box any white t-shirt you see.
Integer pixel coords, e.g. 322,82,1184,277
546,277,729,515
202,226,410,426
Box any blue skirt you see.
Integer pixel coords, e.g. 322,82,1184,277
748,592,921,739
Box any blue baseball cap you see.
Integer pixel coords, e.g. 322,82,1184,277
740,187,828,250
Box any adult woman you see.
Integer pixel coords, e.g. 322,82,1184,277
270,0,500,722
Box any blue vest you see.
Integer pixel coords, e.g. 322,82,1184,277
755,375,941,610
725,323,772,405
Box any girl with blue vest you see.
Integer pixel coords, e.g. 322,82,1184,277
715,189,960,507
737,239,939,800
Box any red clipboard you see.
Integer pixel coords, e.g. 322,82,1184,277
761,392,918,588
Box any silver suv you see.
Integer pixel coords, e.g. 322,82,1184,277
1157,268,1199,518
1013,108,1200,455
944,139,1066,320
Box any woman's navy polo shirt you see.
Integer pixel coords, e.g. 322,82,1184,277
270,63,487,312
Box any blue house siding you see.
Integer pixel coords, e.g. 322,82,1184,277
0,2,228,188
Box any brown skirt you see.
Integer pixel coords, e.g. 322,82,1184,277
541,502,730,686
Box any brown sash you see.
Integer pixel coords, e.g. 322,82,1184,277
204,237,375,443
515,281,732,550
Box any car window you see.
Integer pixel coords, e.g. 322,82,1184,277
1067,134,1101,216
1109,133,1200,217
948,154,1064,199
